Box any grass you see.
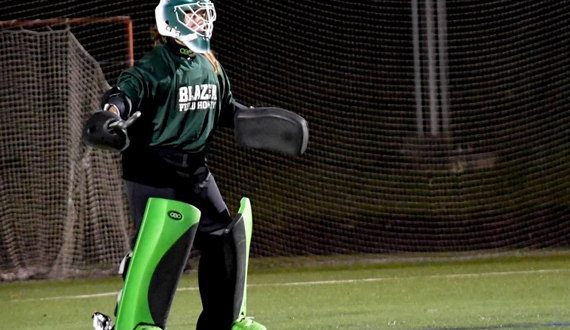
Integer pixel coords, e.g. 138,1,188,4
1,252,570,330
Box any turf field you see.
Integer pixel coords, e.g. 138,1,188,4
2,252,570,330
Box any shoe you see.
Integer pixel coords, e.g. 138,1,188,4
92,312,113,330
231,317,267,330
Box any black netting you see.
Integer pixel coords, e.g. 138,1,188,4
1,0,569,279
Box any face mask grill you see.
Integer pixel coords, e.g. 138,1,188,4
174,2,216,39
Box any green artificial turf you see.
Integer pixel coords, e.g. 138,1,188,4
2,253,569,330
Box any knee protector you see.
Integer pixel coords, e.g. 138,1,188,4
114,198,201,330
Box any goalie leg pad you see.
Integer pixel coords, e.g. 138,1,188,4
225,197,253,322
114,198,201,330
234,107,309,156
196,198,253,329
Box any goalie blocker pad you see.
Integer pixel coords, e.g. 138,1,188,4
234,107,309,156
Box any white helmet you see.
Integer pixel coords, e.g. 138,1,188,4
155,0,216,53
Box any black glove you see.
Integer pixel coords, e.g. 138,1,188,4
82,111,129,152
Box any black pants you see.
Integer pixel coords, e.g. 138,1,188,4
124,166,232,235
123,148,239,329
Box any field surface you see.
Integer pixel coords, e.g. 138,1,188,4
2,252,570,330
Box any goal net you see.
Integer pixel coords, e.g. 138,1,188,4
0,0,569,280
208,0,570,256
0,27,130,280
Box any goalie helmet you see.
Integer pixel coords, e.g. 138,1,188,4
155,0,216,53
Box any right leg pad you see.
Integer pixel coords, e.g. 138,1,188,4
114,198,201,330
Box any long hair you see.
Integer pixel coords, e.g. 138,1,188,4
151,27,220,75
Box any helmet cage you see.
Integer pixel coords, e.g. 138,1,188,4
174,2,216,39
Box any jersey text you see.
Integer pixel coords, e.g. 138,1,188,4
178,84,218,112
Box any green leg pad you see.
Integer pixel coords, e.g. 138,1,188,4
115,198,201,330
232,197,253,321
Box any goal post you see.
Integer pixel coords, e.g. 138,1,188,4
0,24,131,280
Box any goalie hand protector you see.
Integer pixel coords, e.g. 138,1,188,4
234,106,309,156
82,111,129,152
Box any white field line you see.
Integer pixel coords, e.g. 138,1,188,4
10,268,570,303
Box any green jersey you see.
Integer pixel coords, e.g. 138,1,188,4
117,43,234,153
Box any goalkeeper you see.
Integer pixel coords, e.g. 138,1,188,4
83,0,307,330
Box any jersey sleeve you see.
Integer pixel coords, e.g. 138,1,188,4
116,67,151,114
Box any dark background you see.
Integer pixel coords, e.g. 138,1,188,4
1,0,569,258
